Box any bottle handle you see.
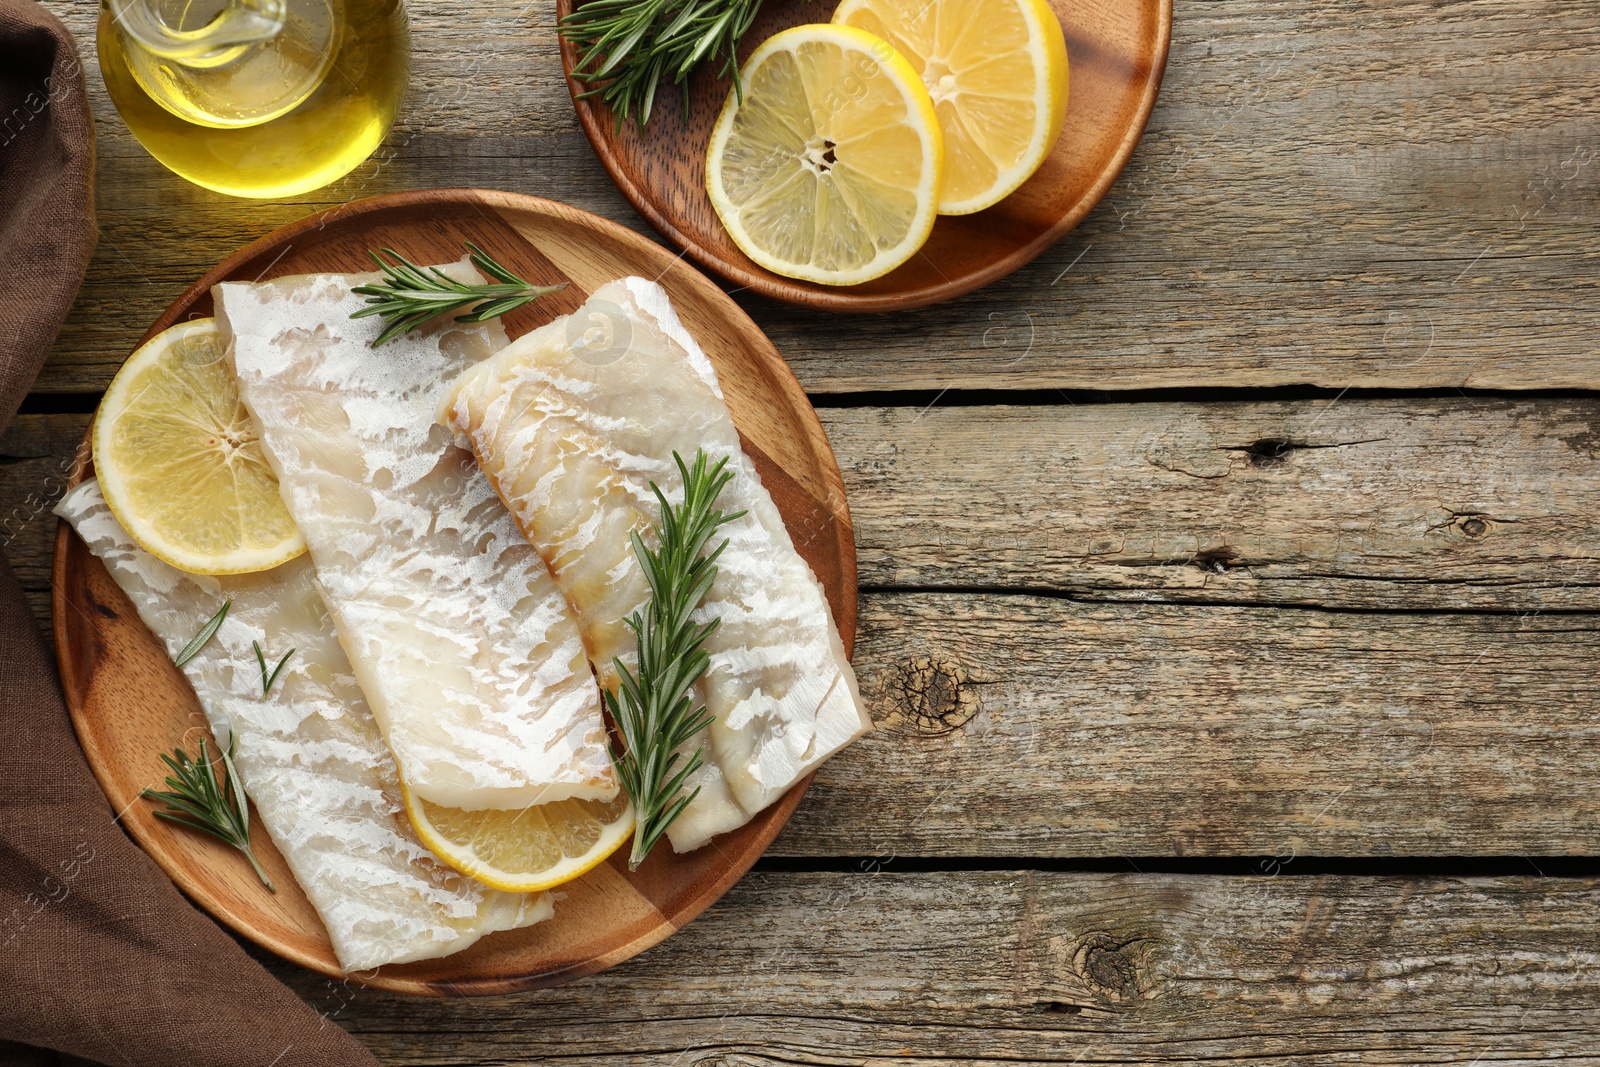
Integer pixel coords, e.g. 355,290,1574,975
107,0,286,64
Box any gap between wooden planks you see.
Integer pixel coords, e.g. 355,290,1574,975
11,397,1600,857
831,395,1600,611
261,870,1600,1064
34,0,1600,394
14,396,1600,609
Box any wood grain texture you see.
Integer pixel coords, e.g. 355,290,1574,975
0,413,87,598
47,191,856,992
264,870,1600,1064
557,0,1170,309
31,0,1600,394
14,0,1600,1051
19,395,1600,856
17,394,1600,612
828,395,1600,611
779,591,1600,856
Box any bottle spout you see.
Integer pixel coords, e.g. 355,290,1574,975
108,0,286,66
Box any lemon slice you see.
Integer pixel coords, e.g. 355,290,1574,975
404,788,635,893
833,0,1069,214
93,319,305,575
706,23,943,286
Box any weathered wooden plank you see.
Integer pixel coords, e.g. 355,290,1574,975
773,590,1600,857
0,413,87,597
20,589,49,633
34,0,1600,394
15,396,1600,612
15,403,1600,854
18,409,1600,851
827,396,1600,611
265,870,1600,1064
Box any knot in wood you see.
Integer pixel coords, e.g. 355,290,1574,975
1458,515,1488,538
1192,546,1237,574
879,656,978,734
1072,932,1147,1002
1243,437,1295,466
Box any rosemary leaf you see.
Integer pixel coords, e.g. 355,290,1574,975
561,0,765,128
174,599,231,667
143,738,274,891
253,640,295,698
349,242,567,347
606,449,746,869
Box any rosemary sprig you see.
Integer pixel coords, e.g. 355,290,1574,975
350,242,568,347
143,738,274,891
608,449,745,868
253,640,295,698
561,0,765,128
174,599,230,667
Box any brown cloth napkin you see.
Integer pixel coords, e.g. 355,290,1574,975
0,3,382,1064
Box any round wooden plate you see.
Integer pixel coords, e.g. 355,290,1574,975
51,189,857,996
558,0,1171,311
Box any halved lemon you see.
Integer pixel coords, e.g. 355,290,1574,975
706,23,943,286
404,788,635,893
833,0,1069,214
92,318,304,575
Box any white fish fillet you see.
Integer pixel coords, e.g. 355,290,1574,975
440,277,872,851
56,480,552,972
213,264,615,810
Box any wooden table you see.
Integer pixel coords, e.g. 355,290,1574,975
9,0,1600,1060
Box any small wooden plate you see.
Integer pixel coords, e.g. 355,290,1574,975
51,189,857,996
558,0,1171,311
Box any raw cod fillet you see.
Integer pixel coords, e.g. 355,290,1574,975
56,480,552,972
213,264,615,811
439,277,872,851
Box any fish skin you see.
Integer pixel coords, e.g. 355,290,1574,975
56,479,553,972
213,264,615,811
440,277,872,852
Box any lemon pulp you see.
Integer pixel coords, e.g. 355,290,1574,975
707,23,943,285
92,319,305,575
834,0,1069,213
404,789,635,893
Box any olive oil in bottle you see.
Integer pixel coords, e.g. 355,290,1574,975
98,0,409,198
